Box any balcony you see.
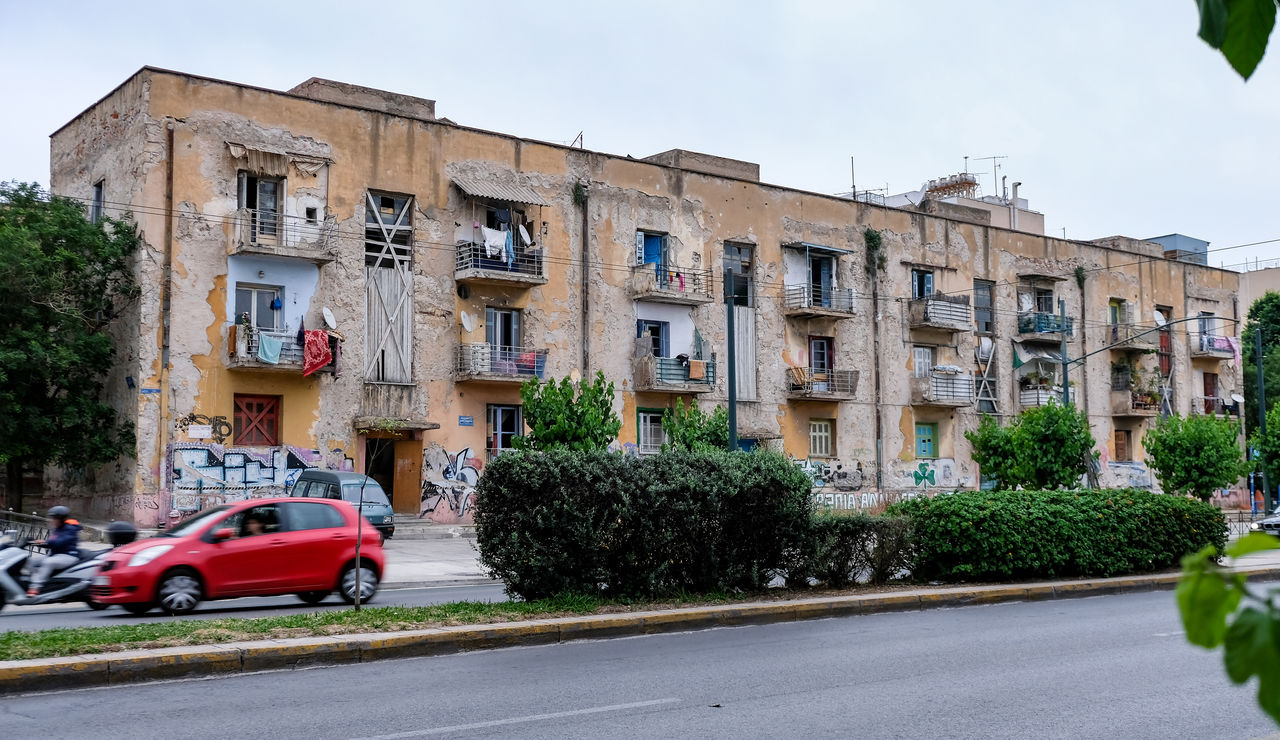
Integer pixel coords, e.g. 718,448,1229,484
783,286,856,319
1017,311,1075,342
632,355,716,393
629,263,713,305
1190,333,1235,360
1110,389,1159,417
231,208,338,264
1192,396,1240,416
787,367,859,400
1107,323,1156,351
455,242,547,287
908,295,972,332
455,344,548,383
910,370,974,407
227,327,334,374
1019,385,1062,408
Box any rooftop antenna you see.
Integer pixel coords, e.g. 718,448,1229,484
570,131,584,149
971,155,1007,198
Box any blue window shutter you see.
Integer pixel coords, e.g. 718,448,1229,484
636,320,644,338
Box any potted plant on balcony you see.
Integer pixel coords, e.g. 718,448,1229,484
1019,370,1050,391
235,311,256,358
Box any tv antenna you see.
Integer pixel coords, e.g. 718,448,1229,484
970,155,1007,198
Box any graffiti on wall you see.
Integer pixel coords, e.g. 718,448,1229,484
420,443,482,524
175,413,232,444
169,444,322,511
892,458,962,490
1106,461,1153,490
795,458,866,492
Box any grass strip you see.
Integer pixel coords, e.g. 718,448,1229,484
0,591,741,662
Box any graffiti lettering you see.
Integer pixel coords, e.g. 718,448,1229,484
169,443,322,511
421,444,481,524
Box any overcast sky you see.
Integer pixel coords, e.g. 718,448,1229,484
2,0,1276,270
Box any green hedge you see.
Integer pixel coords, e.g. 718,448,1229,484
887,489,1227,581
473,448,814,600
788,511,914,588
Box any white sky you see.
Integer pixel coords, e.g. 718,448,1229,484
2,0,1277,270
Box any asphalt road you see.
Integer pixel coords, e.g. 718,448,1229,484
0,582,508,631
5,588,1278,739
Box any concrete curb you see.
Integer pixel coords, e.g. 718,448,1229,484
4,565,1278,695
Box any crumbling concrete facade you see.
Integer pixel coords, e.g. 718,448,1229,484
46,68,1245,525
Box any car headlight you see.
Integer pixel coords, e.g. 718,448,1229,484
1251,522,1261,530
128,544,173,567
383,516,393,523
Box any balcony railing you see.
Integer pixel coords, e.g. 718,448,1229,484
455,241,546,285
1017,311,1075,337
787,367,859,398
1193,396,1239,416
1019,386,1062,407
632,355,716,392
909,294,972,331
911,370,974,406
456,344,548,381
783,286,856,317
1191,333,1235,359
629,263,713,304
234,208,338,261
1108,323,1156,349
229,328,335,373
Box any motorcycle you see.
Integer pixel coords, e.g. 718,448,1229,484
0,521,137,613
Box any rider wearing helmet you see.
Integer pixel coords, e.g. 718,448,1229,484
26,506,82,596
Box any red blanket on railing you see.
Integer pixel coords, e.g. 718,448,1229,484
303,330,332,376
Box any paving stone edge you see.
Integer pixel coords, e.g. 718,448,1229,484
4,565,1277,695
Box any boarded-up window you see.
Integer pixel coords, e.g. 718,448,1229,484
364,191,414,383
234,394,280,446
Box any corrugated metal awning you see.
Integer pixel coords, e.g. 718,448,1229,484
452,176,549,207
782,241,851,255
1012,341,1063,368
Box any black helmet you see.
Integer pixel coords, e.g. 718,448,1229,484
47,505,70,519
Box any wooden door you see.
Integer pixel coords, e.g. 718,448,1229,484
392,439,423,514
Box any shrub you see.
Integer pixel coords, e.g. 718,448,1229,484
473,448,814,599
790,511,915,588
888,489,1226,581
514,371,621,452
1145,413,1249,501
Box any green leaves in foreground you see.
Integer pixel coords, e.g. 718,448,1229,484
1177,533,1280,723
1196,0,1278,80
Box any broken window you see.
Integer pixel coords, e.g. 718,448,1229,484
238,173,282,242
911,269,934,300
365,192,413,269
636,320,669,357
973,279,995,333
723,243,754,307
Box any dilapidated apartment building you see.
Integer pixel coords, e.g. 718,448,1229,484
45,68,1244,525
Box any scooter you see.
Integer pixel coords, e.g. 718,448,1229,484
0,521,137,613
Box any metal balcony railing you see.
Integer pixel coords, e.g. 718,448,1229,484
1192,333,1235,358
909,294,972,328
236,329,335,372
1193,396,1238,415
783,286,856,313
630,262,713,302
236,208,337,250
1109,323,1155,348
1017,311,1075,336
456,344,548,379
788,367,859,396
455,241,544,279
922,371,974,402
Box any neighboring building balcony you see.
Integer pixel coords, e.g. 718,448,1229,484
232,208,338,264
632,355,716,393
1107,323,1156,351
783,286,856,319
1110,389,1160,417
910,370,974,407
1019,385,1062,408
908,295,972,332
629,263,713,305
787,367,859,400
454,242,547,287
1190,333,1235,360
455,343,548,382
1193,395,1240,416
1017,311,1075,342
227,327,334,374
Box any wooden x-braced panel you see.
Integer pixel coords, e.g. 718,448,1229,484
364,191,414,383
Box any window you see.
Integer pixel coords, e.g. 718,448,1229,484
233,394,280,446
1198,311,1216,337
1203,372,1219,414
915,423,938,459
638,410,667,455
724,243,754,307
488,405,523,457
221,505,281,537
911,269,934,300
636,320,669,357
234,284,281,331
90,179,105,223
238,174,282,242
364,191,413,269
364,191,415,383
1156,305,1173,376
1115,430,1132,462
809,419,834,458
912,346,934,379
304,206,318,224
1034,287,1055,313
281,502,345,531
487,307,522,350
810,255,835,307
809,336,833,372
973,279,995,333
635,231,669,267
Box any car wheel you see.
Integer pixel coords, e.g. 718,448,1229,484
122,602,153,616
84,598,109,611
296,590,329,605
157,571,202,615
339,564,379,604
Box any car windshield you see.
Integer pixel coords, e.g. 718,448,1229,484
160,506,230,537
341,482,390,506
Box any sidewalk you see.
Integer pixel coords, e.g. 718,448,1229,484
381,535,493,588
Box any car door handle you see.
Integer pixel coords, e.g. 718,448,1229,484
270,539,286,546
331,533,345,539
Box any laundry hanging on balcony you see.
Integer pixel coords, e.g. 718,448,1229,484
302,330,332,376
256,333,282,364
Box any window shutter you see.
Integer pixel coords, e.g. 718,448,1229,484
635,232,645,265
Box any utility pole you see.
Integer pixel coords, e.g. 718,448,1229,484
724,268,738,451
1258,327,1271,511
1060,299,1070,405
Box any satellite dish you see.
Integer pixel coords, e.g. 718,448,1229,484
461,311,475,332
1232,393,1246,404
322,306,337,330
1153,310,1167,327
975,336,994,362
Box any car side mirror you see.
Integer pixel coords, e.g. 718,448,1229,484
211,528,234,542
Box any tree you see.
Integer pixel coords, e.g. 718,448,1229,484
1252,401,1280,497
0,183,140,510
1243,291,1280,438
660,399,730,452
514,371,621,452
1196,0,1278,80
1144,413,1249,501
964,401,1096,490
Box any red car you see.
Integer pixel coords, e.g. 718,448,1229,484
92,497,385,615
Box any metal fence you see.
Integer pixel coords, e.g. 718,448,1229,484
236,208,337,249
455,241,544,278
1017,311,1075,336
783,285,856,313
456,344,548,378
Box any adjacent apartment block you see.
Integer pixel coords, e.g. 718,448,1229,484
43,68,1245,525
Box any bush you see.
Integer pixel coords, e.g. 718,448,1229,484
789,511,914,588
887,489,1226,581
473,448,814,599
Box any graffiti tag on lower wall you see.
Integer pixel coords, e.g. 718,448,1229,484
1105,461,1153,489
794,458,865,491
169,443,323,511
420,443,482,524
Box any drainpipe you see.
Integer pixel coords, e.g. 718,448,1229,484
159,122,176,522
870,243,884,491
579,183,590,374
1010,182,1021,231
